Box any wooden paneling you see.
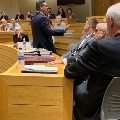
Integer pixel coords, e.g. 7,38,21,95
8,105,63,120
8,86,63,105
93,0,110,16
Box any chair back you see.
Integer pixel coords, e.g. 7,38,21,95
101,77,120,120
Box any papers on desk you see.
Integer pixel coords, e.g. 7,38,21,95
24,49,52,55
21,65,58,74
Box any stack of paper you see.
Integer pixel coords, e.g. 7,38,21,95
21,65,58,74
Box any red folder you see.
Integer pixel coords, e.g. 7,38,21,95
25,56,55,64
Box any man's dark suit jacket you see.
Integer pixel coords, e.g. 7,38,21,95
0,15,8,20
15,14,24,20
13,33,29,43
64,33,120,120
31,12,64,53
62,34,94,63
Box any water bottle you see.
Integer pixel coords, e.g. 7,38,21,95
23,38,26,50
18,47,24,68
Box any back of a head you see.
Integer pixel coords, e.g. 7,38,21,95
36,0,46,11
97,23,107,32
87,17,99,29
106,3,120,27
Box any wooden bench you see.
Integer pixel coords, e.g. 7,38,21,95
68,23,85,34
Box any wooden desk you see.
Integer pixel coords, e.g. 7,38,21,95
0,45,73,120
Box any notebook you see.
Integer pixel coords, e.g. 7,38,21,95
21,65,58,74
25,55,56,64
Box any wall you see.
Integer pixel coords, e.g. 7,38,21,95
0,0,92,22
0,0,18,19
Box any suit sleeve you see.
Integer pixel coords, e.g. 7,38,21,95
64,41,102,79
39,17,64,36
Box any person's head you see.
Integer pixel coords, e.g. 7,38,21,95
36,0,48,15
106,3,120,37
94,23,109,40
1,11,6,16
47,8,51,13
10,18,15,24
56,15,62,24
14,27,23,35
17,11,22,16
58,7,65,14
1,19,7,24
27,11,31,15
67,8,72,15
84,17,98,35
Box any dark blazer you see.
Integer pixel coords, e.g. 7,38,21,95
0,15,8,20
64,33,120,120
62,34,94,63
13,33,29,43
15,14,24,20
31,12,64,53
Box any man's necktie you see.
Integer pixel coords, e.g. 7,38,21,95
69,36,88,56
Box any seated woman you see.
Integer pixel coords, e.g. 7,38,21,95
67,8,75,19
13,27,29,43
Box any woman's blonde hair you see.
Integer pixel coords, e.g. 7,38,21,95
14,27,23,35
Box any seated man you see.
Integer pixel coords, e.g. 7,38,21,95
64,3,120,120
7,18,21,32
15,11,24,20
49,17,99,65
0,19,10,31
25,11,34,20
53,15,66,29
46,8,55,19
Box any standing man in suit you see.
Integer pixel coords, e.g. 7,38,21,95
64,3,120,120
49,17,98,64
32,0,69,53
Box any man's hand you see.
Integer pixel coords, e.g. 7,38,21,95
64,24,70,32
48,60,63,64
